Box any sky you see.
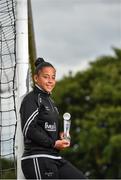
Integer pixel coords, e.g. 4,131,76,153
31,0,121,80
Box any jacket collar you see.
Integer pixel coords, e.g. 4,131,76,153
34,84,50,97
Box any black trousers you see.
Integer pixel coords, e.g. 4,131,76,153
21,157,86,179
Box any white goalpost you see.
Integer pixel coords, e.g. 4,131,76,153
16,0,29,178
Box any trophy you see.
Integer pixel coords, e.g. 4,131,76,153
63,112,71,141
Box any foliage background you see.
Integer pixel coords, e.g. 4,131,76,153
52,47,121,179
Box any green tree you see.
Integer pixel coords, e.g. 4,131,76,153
52,47,121,179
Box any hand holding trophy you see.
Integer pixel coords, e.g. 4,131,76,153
63,112,71,141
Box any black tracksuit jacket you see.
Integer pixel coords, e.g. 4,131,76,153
20,85,61,158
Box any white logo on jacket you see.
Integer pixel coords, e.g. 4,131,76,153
45,122,56,131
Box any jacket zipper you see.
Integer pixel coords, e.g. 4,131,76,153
48,97,55,112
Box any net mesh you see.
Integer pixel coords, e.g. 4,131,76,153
0,0,17,178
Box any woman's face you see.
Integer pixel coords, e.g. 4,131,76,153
34,66,56,93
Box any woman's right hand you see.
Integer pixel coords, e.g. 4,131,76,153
54,139,70,150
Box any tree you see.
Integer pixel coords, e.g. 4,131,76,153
52,47,121,179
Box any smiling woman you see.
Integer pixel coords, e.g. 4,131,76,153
20,57,86,179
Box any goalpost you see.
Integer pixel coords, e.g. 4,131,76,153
16,0,36,178
16,0,29,178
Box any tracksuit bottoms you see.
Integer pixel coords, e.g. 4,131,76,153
21,157,86,179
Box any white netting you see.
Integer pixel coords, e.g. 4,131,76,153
0,0,17,178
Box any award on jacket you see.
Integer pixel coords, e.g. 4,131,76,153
63,112,71,141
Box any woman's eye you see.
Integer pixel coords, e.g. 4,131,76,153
43,76,48,79
52,76,55,80
43,75,55,79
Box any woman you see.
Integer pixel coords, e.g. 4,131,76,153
20,57,86,179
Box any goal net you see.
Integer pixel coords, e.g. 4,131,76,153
0,0,36,179
0,0,17,178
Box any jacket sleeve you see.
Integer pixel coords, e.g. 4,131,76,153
20,96,55,148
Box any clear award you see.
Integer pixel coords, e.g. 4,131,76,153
63,112,71,141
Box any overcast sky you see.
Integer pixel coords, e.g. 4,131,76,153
31,0,121,80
